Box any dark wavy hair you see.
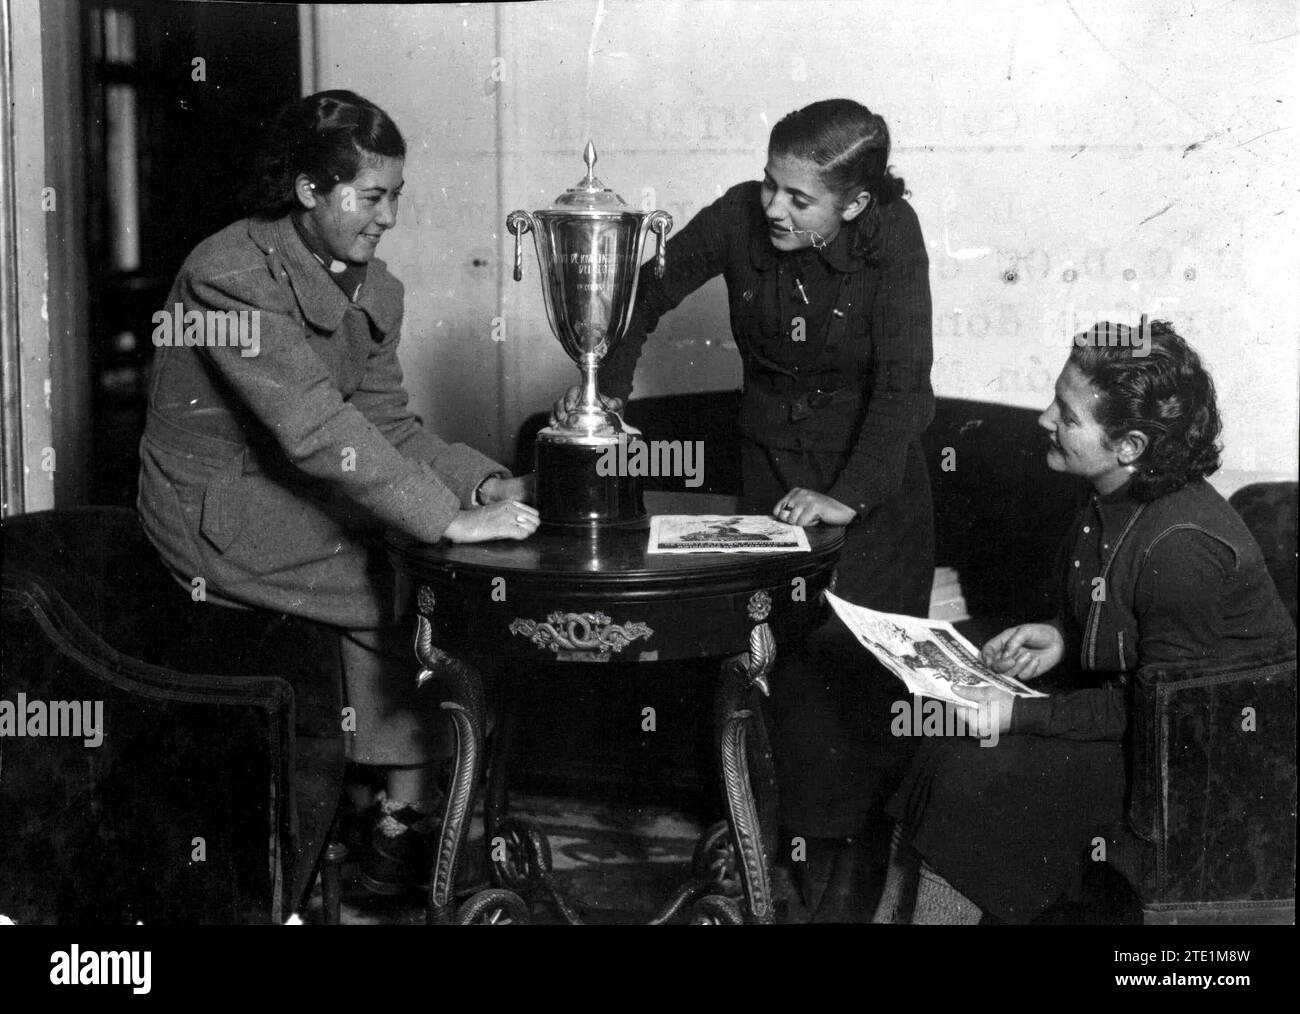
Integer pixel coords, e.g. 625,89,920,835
768,99,906,260
1068,320,1222,500
243,90,406,219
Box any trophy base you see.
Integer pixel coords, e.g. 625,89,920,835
535,431,646,528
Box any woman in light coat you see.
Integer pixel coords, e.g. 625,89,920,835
138,90,537,893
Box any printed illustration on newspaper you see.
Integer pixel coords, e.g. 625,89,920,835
648,515,811,554
825,591,1048,707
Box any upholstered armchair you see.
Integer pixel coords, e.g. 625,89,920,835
1084,482,1298,925
1,507,348,924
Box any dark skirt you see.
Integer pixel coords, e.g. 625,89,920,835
739,434,935,611
887,734,1126,922
743,434,936,837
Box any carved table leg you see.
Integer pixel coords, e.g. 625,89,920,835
412,589,502,925
714,613,779,925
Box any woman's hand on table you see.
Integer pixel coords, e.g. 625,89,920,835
773,488,857,527
479,473,535,505
952,685,1015,736
550,385,625,428
443,501,540,543
980,623,1064,682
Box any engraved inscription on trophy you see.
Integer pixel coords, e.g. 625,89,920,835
567,252,618,286
508,142,672,527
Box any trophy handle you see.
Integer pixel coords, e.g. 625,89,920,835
506,210,536,282
645,210,673,279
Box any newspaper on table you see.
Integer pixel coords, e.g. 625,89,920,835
648,515,811,554
825,590,1048,707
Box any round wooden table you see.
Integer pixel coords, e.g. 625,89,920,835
387,491,843,924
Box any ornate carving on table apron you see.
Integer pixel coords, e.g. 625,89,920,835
747,590,771,622
509,611,653,661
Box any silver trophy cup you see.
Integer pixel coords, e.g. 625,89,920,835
508,142,671,527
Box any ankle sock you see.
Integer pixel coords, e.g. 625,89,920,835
374,792,442,836
408,795,443,816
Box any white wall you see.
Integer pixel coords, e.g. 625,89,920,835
313,0,1298,492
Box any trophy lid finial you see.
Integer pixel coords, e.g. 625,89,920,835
551,140,626,210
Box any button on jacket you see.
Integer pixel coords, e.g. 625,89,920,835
603,179,934,520
602,180,935,613
1010,477,1297,739
599,180,937,838
888,478,1296,923
137,214,506,629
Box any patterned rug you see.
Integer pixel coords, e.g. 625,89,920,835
303,794,807,925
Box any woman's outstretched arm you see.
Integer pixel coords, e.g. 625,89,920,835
346,299,511,504
599,185,741,403
180,260,481,543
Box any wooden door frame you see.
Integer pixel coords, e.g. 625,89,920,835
1,0,53,516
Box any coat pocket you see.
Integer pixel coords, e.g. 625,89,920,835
199,451,247,553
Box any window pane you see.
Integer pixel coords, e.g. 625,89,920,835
106,83,140,271
103,6,135,64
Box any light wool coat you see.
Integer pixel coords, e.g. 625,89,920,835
138,214,506,630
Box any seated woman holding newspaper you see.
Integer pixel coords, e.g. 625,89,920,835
873,320,1296,924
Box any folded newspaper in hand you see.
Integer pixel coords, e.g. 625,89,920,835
825,591,1048,707
648,515,811,554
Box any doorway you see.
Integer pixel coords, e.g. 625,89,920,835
81,0,300,504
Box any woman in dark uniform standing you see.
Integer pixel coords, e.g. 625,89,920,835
564,99,935,920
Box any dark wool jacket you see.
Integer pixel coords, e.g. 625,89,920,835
1010,477,1297,739
602,180,934,520
137,214,506,624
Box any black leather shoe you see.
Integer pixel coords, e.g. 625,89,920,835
792,836,842,913
812,832,886,924
361,802,488,897
361,800,435,895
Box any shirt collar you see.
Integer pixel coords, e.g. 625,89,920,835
1091,475,1141,527
247,215,401,337
747,202,867,274
1097,474,1137,504
816,220,867,272
291,216,369,302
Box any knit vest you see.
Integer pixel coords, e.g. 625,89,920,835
1070,479,1292,673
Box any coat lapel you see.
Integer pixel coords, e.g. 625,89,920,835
246,216,401,339
355,259,401,337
